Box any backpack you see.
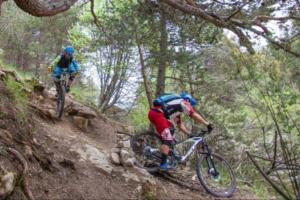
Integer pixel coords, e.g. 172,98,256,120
153,93,181,106
153,93,182,118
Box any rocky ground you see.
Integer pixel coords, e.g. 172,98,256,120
0,68,258,200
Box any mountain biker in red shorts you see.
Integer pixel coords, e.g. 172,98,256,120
148,92,213,170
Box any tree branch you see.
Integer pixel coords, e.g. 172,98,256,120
254,15,300,22
159,0,300,57
225,0,253,22
90,0,102,29
14,0,78,17
246,151,292,200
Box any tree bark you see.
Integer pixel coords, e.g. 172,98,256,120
136,35,153,108
155,10,168,97
16,48,23,69
35,54,41,77
13,0,78,17
0,0,8,15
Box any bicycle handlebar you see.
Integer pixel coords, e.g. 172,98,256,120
188,129,211,138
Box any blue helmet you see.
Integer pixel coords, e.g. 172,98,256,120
180,92,197,106
64,46,75,56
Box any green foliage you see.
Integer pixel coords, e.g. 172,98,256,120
1,62,33,80
70,85,98,107
130,94,150,129
5,76,29,121
68,24,92,63
236,164,275,199
0,1,79,83
252,180,273,199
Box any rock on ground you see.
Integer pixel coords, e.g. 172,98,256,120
73,116,89,130
110,152,120,165
65,101,97,119
0,172,15,199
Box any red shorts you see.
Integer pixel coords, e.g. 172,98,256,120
148,100,194,142
148,108,174,142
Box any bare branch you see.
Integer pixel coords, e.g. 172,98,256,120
246,151,292,200
241,25,300,57
254,15,300,22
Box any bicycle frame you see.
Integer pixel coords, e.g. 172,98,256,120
174,133,219,177
145,133,210,164
178,136,204,162
59,71,68,88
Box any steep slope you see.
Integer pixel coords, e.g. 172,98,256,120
0,68,257,200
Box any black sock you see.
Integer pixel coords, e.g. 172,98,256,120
161,154,168,164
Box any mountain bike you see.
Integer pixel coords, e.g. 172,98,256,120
56,70,68,118
130,129,237,197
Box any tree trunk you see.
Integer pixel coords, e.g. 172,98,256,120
22,52,28,70
0,0,8,15
35,54,41,78
186,65,194,96
136,34,153,108
155,10,168,97
16,48,23,69
13,0,78,17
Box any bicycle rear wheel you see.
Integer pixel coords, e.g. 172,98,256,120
57,84,65,118
196,153,236,197
130,131,162,173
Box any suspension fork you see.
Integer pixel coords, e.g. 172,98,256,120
203,143,219,176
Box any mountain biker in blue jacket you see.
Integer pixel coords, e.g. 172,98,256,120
48,46,80,95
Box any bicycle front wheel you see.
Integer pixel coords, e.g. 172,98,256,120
57,85,65,118
196,153,236,197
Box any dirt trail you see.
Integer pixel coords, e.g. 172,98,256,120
17,87,256,200
30,114,256,200
33,115,208,199
30,117,140,200
39,119,113,174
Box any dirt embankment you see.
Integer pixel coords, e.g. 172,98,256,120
0,68,257,200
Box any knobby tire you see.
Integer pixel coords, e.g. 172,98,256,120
196,153,236,197
57,84,65,118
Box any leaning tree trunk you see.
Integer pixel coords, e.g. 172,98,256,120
13,0,79,17
135,34,153,109
155,10,168,97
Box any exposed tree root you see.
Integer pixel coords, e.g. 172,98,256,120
7,148,35,200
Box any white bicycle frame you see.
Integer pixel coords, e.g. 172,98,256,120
146,136,205,163
177,136,204,162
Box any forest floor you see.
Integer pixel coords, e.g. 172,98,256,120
0,70,258,199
